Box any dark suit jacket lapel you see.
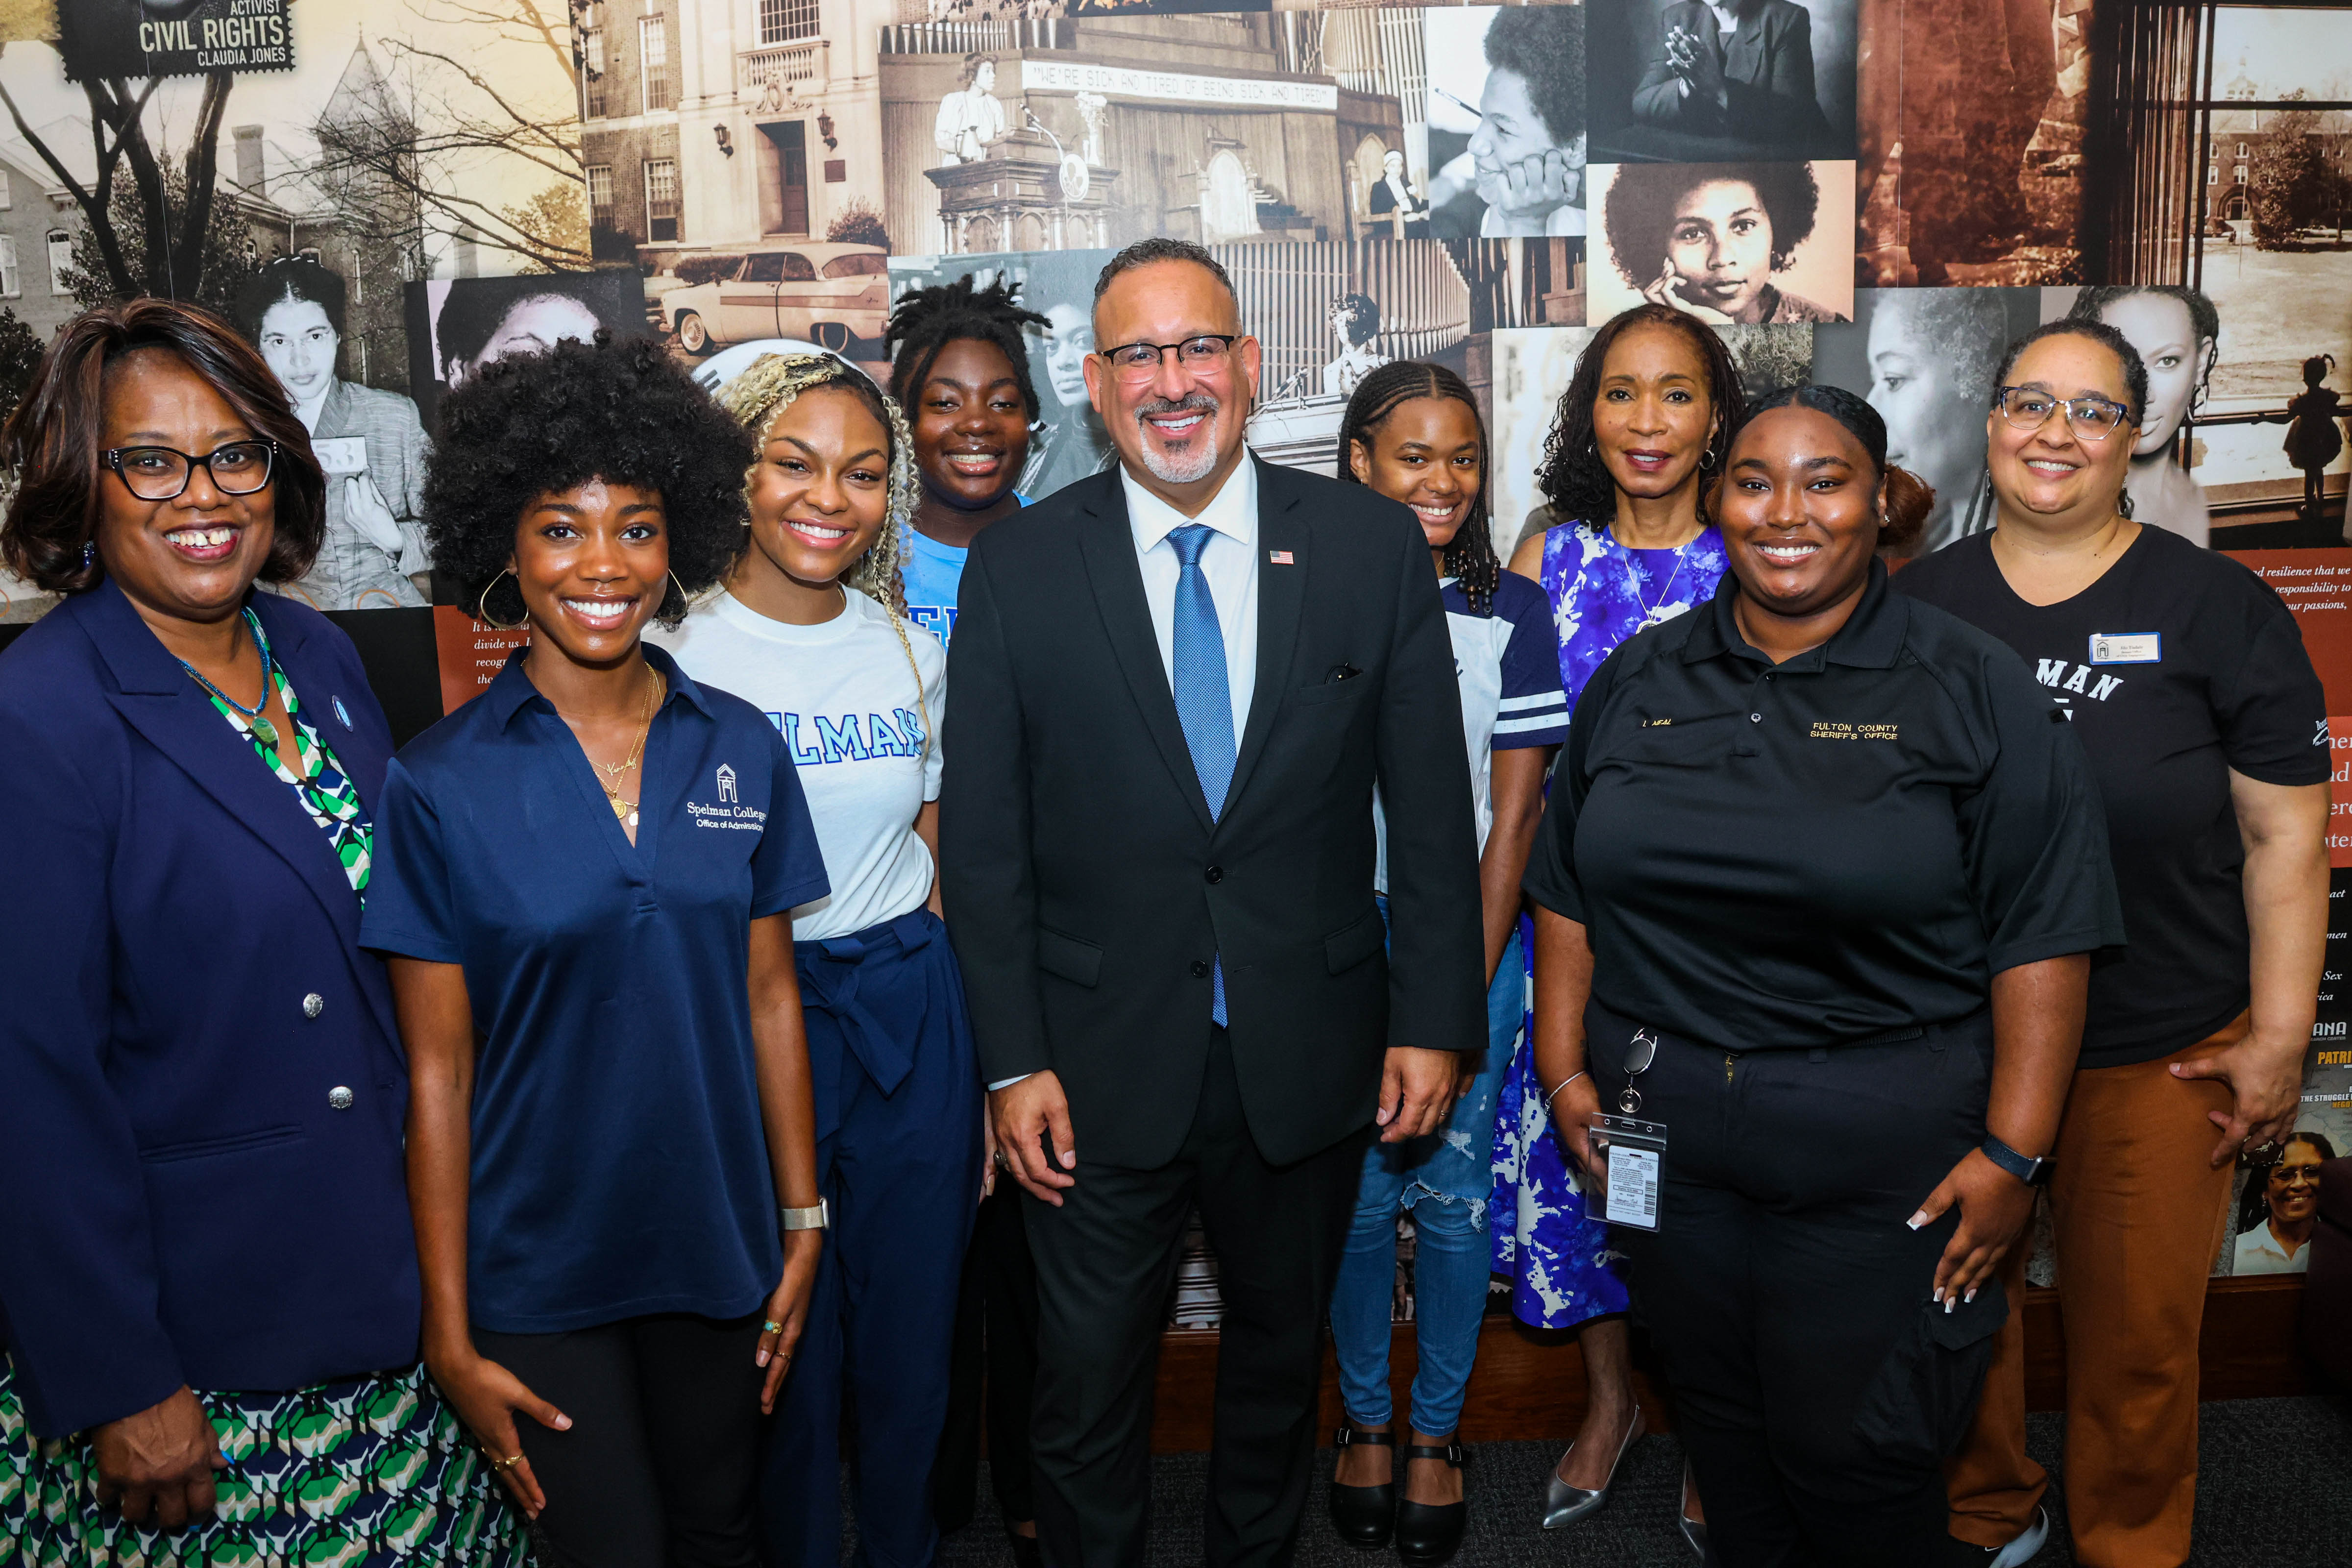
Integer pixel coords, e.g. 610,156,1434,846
1075,479,1217,833
1225,457,1304,822
83,583,371,957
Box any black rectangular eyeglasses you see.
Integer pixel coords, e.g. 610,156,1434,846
105,440,279,501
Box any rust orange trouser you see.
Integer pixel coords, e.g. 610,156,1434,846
1946,1014,2244,1568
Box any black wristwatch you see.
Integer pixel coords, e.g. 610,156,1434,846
1979,1133,2053,1187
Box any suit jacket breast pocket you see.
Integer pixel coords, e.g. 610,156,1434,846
1853,1274,2008,1470
1292,678,1371,710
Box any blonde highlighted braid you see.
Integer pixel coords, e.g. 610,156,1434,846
718,353,935,760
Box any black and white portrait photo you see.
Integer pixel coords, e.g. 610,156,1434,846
1813,287,2043,557
1421,6,1588,240
402,271,650,428
1586,0,1857,164
1590,160,1854,325
233,258,433,611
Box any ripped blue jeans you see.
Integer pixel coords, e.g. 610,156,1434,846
1327,916,1522,1437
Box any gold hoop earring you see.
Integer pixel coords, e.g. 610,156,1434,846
476,568,527,631
666,569,690,615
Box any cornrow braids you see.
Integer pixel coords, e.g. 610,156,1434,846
718,353,937,758
886,274,1053,422
1335,359,1500,615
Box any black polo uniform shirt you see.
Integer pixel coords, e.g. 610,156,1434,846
1524,560,2125,1053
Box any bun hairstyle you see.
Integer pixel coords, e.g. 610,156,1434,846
1732,384,1934,553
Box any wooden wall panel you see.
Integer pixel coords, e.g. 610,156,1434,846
1144,1277,2321,1453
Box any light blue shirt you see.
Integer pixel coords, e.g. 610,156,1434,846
903,494,1028,649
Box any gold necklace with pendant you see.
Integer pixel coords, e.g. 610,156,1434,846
593,668,662,830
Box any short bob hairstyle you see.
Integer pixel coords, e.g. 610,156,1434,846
1604,161,1822,289
0,297,327,595
422,332,753,628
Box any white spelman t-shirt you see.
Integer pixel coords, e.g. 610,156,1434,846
649,587,945,940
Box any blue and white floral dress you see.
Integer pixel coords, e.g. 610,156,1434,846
1488,519,1730,1327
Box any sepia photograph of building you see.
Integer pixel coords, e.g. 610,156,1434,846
876,9,1425,258
577,0,900,269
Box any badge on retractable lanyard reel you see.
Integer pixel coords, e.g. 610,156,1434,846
1589,1027,1667,1232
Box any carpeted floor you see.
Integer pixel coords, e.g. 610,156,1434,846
929,1396,2352,1567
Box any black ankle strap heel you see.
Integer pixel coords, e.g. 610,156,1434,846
1328,1424,1398,1551
1394,1436,1469,1568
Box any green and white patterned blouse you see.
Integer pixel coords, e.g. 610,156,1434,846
203,651,374,900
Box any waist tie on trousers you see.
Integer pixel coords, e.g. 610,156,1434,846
793,909,937,1096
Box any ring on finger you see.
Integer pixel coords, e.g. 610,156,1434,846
489,1450,526,1473
762,1319,783,1333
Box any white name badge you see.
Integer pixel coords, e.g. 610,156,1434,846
1605,1145,1662,1228
2088,632,2160,665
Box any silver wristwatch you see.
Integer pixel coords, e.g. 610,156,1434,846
780,1199,831,1231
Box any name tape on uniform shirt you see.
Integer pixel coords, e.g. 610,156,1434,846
2088,633,2160,665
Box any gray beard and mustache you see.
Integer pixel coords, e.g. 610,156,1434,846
1131,392,1224,485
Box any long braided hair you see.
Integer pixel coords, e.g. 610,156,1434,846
717,353,936,757
1533,303,1747,537
885,273,1053,420
1335,360,1500,613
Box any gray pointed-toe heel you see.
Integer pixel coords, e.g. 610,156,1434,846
1539,1406,1646,1529
1677,1459,1708,1559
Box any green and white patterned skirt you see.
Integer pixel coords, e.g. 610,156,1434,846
0,1357,528,1567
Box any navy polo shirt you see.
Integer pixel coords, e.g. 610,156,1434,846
361,645,829,1333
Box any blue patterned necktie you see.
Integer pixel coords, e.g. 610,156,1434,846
1168,523,1234,1025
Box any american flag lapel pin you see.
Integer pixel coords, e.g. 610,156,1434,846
1268,550,1294,565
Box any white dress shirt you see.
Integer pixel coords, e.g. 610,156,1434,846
2232,1222,2312,1274
989,456,1263,1092
1121,454,1260,747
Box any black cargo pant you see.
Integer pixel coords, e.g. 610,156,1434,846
1586,1002,2008,1568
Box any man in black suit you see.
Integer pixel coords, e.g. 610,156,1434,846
941,238,1484,1566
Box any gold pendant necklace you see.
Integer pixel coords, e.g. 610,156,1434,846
594,669,662,831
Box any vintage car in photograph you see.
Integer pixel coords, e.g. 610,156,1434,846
655,243,889,356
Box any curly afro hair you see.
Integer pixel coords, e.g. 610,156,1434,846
1603,162,1820,289
421,332,753,628
1484,5,1584,150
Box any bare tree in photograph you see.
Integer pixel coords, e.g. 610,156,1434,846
0,66,244,302
310,0,590,273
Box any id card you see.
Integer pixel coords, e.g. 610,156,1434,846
1588,1112,1667,1232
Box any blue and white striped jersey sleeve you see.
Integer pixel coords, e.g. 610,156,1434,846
1492,572,1571,750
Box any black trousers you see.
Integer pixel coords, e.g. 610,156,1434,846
936,1186,1042,1532
1586,1004,2008,1568
473,1312,765,1568
1022,1028,1368,1568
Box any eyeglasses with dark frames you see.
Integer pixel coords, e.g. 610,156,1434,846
105,440,279,501
1097,335,1243,380
1993,387,2133,442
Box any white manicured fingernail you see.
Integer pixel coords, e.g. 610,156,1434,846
1933,1286,1944,1302
1907,1211,1929,1230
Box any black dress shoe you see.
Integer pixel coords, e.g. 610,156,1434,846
1393,1437,1468,1568
1328,1423,1397,1549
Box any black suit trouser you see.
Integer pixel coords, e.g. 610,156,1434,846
1022,1027,1369,1568
1586,1004,2008,1568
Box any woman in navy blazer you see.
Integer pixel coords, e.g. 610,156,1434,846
0,299,520,1563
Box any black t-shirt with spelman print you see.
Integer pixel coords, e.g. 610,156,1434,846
1897,526,2329,1067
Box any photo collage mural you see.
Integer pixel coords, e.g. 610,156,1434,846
3,0,2350,1296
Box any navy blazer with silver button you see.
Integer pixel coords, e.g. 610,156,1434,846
0,579,418,1437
